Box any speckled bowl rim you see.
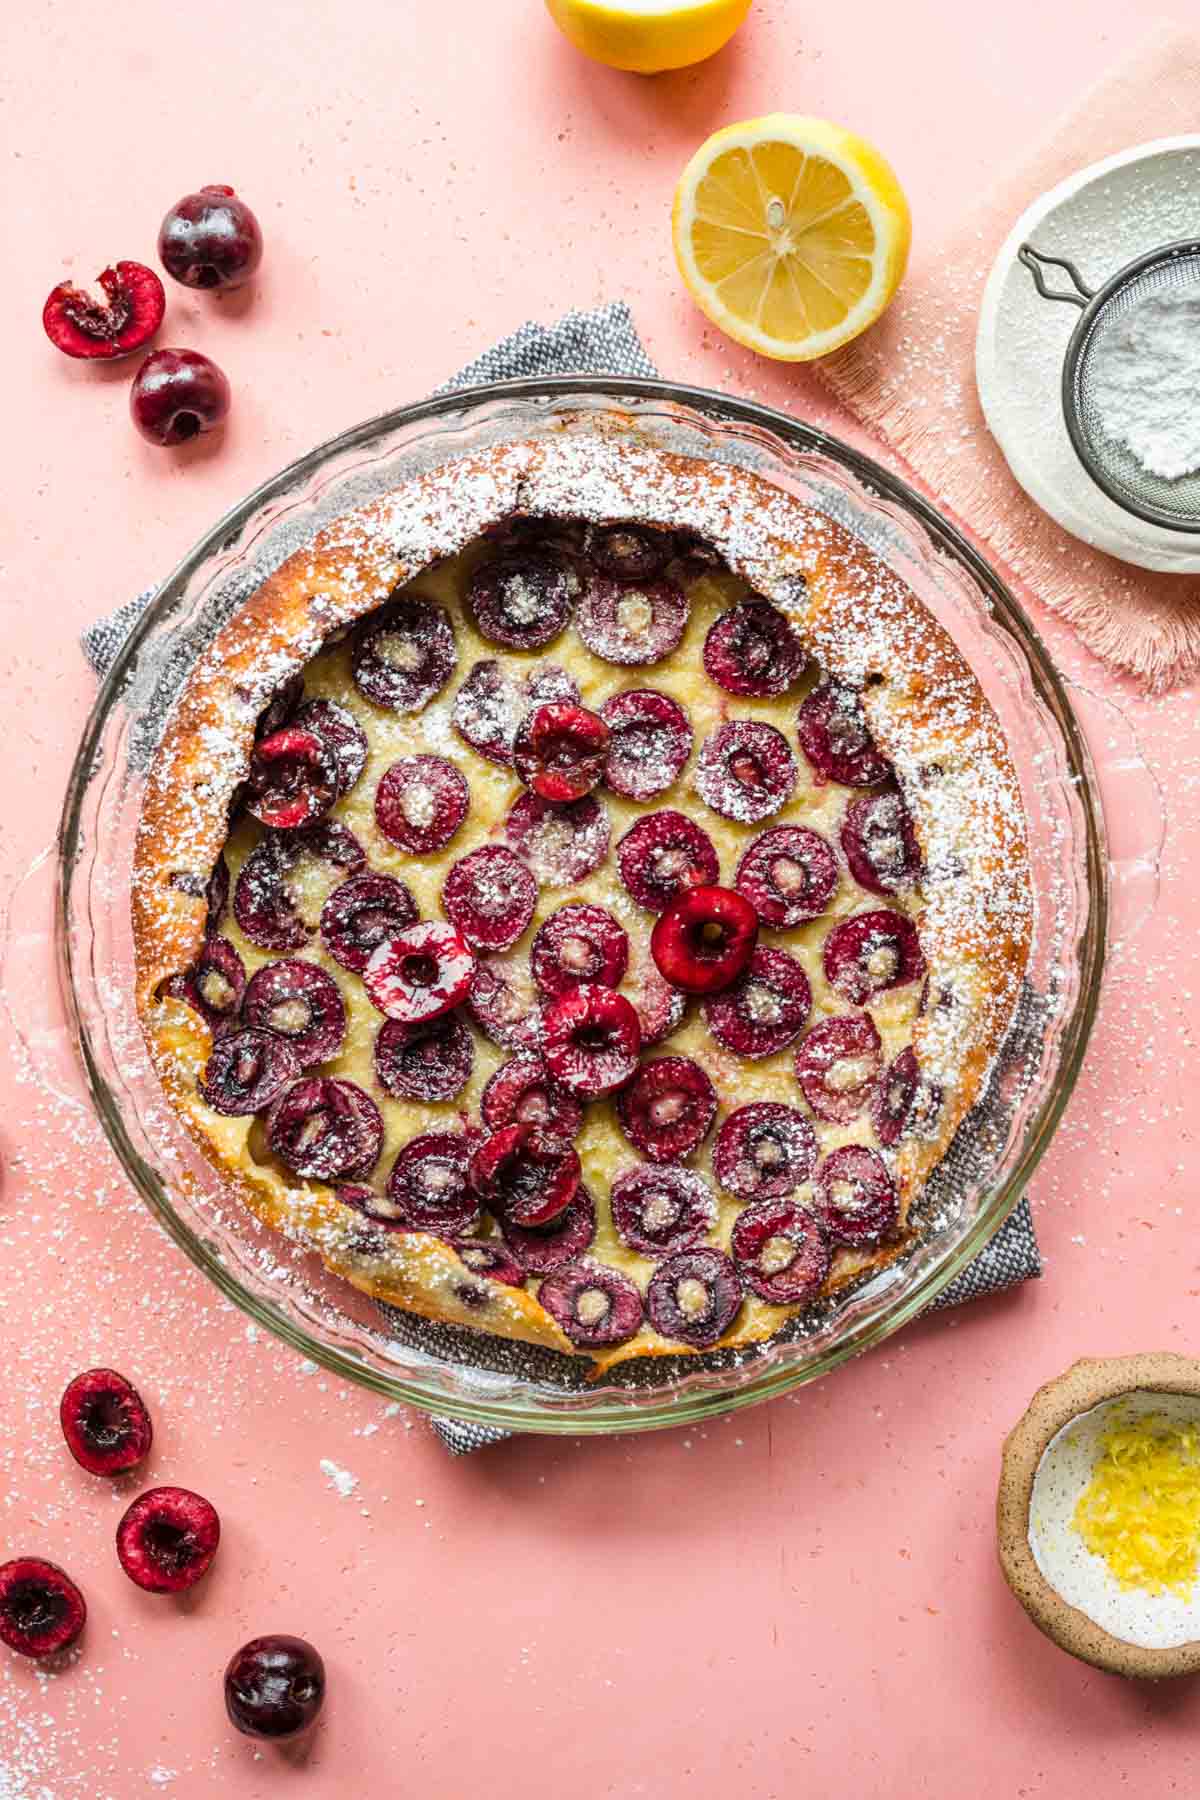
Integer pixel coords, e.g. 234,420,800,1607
998,1352,1200,1678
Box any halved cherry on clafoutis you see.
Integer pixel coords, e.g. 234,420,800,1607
453,659,579,766
627,957,688,1048
599,688,693,802
42,261,165,360
235,826,366,953
731,1200,831,1306
873,1046,919,1147
200,1027,301,1117
537,1262,645,1350
793,1013,883,1125
822,909,925,1006
610,1165,717,1258
336,1183,400,1232
712,1102,817,1202
268,1078,384,1181
645,1248,742,1348
617,810,719,915
468,1123,581,1229
242,959,346,1066
811,1145,899,1247
442,845,538,953
160,934,245,1032
513,703,610,804
452,659,524,768
540,984,642,1099
447,1239,526,1288
575,574,689,666
360,1132,478,1235
587,524,673,581
702,599,805,698
468,549,577,650
797,680,891,788
294,698,368,798
702,946,811,1058
374,1014,474,1103
616,1055,717,1164
320,872,418,973
352,595,457,713
530,903,629,998
695,720,797,825
841,790,921,897
498,1183,597,1275
466,951,543,1051
253,675,304,743
506,791,611,887
362,920,476,1025
650,885,758,996
377,1132,480,1234
246,726,339,831
375,755,469,855
734,825,839,929
481,1053,584,1140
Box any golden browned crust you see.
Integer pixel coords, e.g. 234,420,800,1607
132,426,1033,1369
997,1355,1200,1679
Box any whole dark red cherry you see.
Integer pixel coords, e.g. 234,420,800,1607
225,1634,326,1740
130,349,231,447
158,185,263,291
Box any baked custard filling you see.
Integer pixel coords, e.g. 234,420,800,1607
134,438,1031,1368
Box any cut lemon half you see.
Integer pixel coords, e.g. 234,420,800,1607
544,0,751,74
672,115,911,361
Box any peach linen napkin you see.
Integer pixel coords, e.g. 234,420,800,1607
817,24,1200,691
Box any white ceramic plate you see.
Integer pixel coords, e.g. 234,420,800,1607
976,136,1200,574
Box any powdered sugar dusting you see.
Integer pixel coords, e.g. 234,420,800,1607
1084,282,1200,482
132,425,1032,1367
319,1457,359,1498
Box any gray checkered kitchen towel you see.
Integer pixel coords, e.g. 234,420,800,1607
81,300,1041,1456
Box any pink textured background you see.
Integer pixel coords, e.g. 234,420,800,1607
3,2,1199,1793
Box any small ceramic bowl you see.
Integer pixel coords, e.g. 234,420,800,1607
998,1353,1200,1677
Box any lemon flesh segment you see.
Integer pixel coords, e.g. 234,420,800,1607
544,0,752,74
673,117,911,361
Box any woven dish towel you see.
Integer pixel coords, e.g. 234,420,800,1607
817,24,1200,692
82,299,1040,1456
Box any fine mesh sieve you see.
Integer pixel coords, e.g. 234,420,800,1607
1019,239,1200,534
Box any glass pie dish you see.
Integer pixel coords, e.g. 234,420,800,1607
57,376,1106,1434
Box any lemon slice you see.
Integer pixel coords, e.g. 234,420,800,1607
672,115,911,361
545,0,751,74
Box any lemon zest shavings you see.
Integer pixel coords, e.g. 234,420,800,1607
1072,1411,1200,1599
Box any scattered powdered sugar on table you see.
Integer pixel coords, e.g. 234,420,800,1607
319,1457,359,1498
1084,283,1200,480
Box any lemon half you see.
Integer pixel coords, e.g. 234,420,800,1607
545,0,751,74
672,114,911,361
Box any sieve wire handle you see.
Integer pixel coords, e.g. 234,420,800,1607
1018,244,1095,309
